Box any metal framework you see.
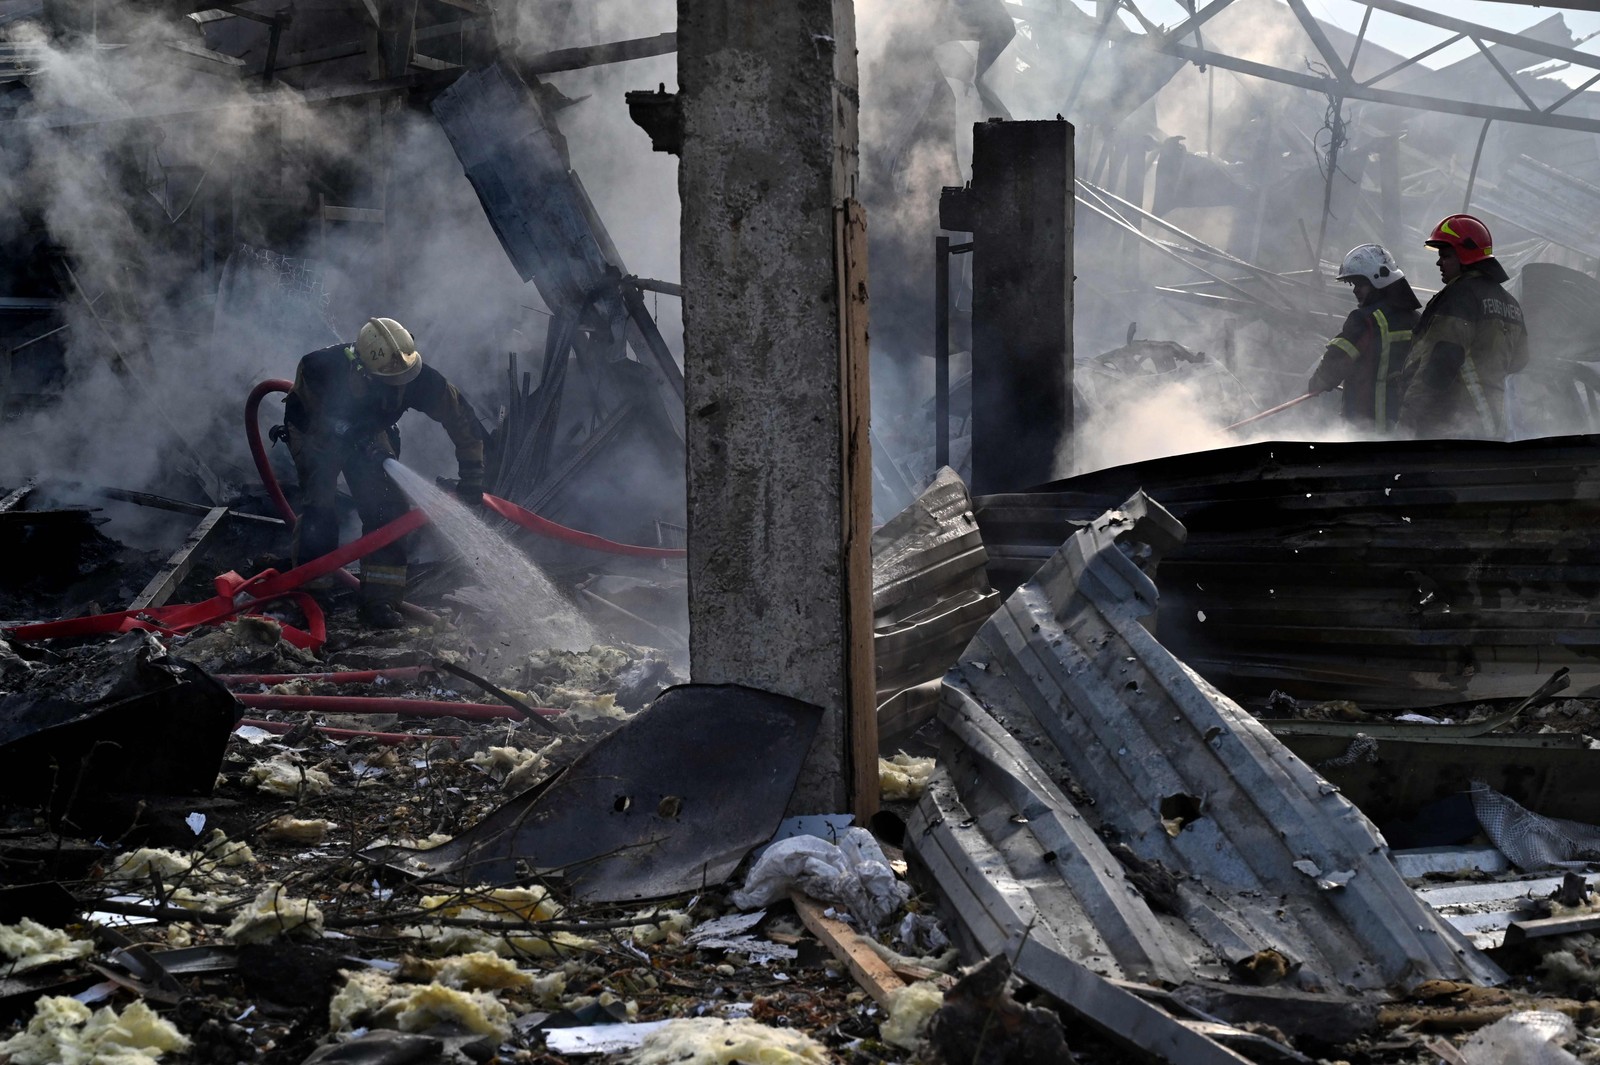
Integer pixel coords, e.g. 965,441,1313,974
1024,0,1600,134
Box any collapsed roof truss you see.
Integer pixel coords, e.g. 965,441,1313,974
1060,0,1600,134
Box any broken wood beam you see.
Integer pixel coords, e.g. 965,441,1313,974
1504,911,1600,946
46,482,284,527
838,201,880,824
520,32,677,77
0,479,35,514
129,506,230,610
624,276,682,298
790,890,907,1010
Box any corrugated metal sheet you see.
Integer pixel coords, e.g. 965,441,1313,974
872,467,997,743
0,42,44,82
909,492,1504,997
974,434,1600,708
1478,155,1600,260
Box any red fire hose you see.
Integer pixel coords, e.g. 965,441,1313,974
482,494,686,559
246,380,686,559
4,383,687,652
246,379,300,526
233,692,557,721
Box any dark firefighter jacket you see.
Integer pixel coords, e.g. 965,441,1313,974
1398,259,1529,439
1307,279,1421,429
284,343,485,477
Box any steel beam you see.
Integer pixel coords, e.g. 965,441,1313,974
1158,0,1235,42
1283,0,1350,83
521,32,677,76
1359,33,1463,88
1473,36,1539,113
1480,0,1600,9
0,480,34,514
1021,1,1600,133
1354,0,1600,73
129,506,230,610
1138,34,1600,134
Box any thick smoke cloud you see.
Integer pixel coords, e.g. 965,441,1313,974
0,0,1588,529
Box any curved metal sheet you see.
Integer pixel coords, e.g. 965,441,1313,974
373,684,823,902
913,492,1504,994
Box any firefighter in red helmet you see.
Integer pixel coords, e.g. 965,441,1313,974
1396,214,1529,439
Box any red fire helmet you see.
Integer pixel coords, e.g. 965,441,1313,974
1424,214,1494,266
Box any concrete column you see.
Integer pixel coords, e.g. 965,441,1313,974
947,119,1074,494
678,0,877,815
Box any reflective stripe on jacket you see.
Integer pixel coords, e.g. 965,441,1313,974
1397,263,1529,439
1308,285,1419,428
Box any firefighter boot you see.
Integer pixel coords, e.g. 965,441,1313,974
358,563,408,629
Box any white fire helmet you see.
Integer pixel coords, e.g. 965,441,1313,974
355,317,422,385
1336,243,1404,289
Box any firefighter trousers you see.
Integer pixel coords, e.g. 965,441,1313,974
286,426,410,604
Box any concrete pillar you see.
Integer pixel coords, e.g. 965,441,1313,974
945,119,1074,493
678,0,877,816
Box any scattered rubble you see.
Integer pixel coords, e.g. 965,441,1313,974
9,475,1600,1063
5,0,1600,1056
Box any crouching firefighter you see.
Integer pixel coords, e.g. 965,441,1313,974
276,317,487,628
1307,243,1421,431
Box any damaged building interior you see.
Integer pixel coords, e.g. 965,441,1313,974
15,0,1600,1062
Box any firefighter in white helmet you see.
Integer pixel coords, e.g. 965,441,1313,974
1307,243,1422,431
279,317,487,628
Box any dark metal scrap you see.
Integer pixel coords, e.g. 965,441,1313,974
975,435,1600,708
370,684,822,902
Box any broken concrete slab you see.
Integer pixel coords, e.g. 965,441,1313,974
371,684,822,902
908,491,1504,1001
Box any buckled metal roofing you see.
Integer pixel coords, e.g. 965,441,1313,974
974,435,1600,708
909,491,1505,1000
872,466,998,743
